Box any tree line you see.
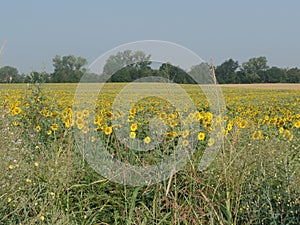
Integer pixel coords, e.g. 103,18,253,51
215,57,300,83
0,51,299,84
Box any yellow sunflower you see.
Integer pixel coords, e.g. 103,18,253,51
144,136,151,144
104,126,113,135
130,132,136,139
198,132,205,141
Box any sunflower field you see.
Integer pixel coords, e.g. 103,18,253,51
0,82,299,224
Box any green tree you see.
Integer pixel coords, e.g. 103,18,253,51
109,67,134,82
286,68,300,83
159,63,195,84
261,67,287,83
51,55,87,82
103,50,151,76
241,56,268,83
0,66,20,83
188,63,211,84
24,71,51,83
215,59,239,84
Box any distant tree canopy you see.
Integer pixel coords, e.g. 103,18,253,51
215,56,300,84
102,50,196,83
159,63,196,84
51,55,87,83
1,52,300,84
0,66,20,83
104,50,152,82
24,71,51,83
103,50,151,76
215,59,239,84
189,63,212,84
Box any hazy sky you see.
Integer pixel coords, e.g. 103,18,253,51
1,0,300,74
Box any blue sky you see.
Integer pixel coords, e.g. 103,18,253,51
1,0,300,74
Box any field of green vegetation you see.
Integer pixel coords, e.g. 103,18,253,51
0,83,299,224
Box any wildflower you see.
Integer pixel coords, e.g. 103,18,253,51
198,132,205,141
25,178,32,183
166,132,173,139
182,139,189,147
207,138,215,146
82,109,90,117
277,119,285,127
196,111,205,121
130,108,136,115
188,112,195,120
82,126,89,134
268,118,277,126
76,111,83,119
159,112,167,120
130,123,138,132
182,129,189,138
144,136,151,144
76,118,85,129
169,113,176,120
279,127,284,134
65,107,73,116
170,120,177,128
252,130,262,140
35,125,41,132
294,120,300,128
94,117,103,126
34,162,39,167
12,107,22,115
129,132,136,139
7,198,12,203
205,112,213,121
9,165,15,170
227,123,233,131
12,121,20,127
128,115,134,122
40,215,45,221
172,131,178,137
77,123,84,130
46,111,53,117
64,119,74,128
50,123,58,131
239,120,248,129
105,112,113,119
104,126,112,135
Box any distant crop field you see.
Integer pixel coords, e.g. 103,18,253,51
221,83,300,90
1,83,299,224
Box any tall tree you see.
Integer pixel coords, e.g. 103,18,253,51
241,56,268,83
0,66,20,83
261,67,286,83
24,71,51,83
51,55,87,82
159,63,195,84
286,68,300,83
215,59,239,84
188,63,211,84
103,50,151,76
